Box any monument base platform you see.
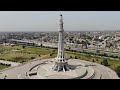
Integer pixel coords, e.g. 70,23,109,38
27,59,96,79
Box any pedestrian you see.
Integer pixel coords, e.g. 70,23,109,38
26,72,28,76
4,75,7,79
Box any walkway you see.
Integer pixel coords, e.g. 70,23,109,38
0,59,119,79
0,60,21,67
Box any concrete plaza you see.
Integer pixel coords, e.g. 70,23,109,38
0,59,119,79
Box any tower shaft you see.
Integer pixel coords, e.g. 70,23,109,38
57,15,64,61
52,14,71,72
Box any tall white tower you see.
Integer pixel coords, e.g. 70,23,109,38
52,14,71,72
57,14,64,61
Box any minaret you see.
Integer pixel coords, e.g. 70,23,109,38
52,14,71,72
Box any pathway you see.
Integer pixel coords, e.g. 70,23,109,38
0,59,119,79
0,60,21,67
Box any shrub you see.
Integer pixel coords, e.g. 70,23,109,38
53,50,55,53
21,61,25,63
6,64,10,66
31,57,35,59
96,58,98,61
102,58,108,66
115,66,120,77
75,56,78,59
2,58,5,60
70,56,72,58
96,50,100,54
103,53,108,57
113,56,118,58
92,59,95,62
22,45,26,49
0,58,3,60
40,44,43,47
50,54,52,56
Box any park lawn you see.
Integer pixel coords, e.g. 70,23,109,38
72,51,120,71
0,45,23,54
0,45,11,53
65,51,81,58
49,53,57,58
107,59,120,71
0,65,10,70
0,45,22,50
1,44,120,72
0,45,57,63
40,50,81,59
20,46,54,55
0,52,39,63
65,51,97,60
41,54,57,59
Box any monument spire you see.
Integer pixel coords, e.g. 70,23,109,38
57,14,64,61
52,14,71,72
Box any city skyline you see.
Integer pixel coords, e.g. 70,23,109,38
0,11,120,32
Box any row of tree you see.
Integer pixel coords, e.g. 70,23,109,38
0,63,11,66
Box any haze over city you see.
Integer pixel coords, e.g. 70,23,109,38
0,11,120,32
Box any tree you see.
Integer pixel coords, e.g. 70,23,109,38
92,59,95,62
32,42,35,46
76,40,81,44
40,43,43,47
31,57,35,59
96,50,100,54
52,50,55,53
103,53,108,57
102,58,108,66
68,46,71,50
21,61,25,63
4,39,7,46
115,66,120,77
96,58,98,61
72,40,74,43
70,56,72,58
22,45,26,49
50,53,52,56
75,56,78,59
96,50,100,61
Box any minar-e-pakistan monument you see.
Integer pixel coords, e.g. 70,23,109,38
52,14,71,72
26,14,105,79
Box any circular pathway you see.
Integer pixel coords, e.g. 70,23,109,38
0,59,119,79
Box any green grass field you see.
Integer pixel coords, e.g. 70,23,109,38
20,46,54,55
0,65,10,70
0,44,120,71
0,45,54,63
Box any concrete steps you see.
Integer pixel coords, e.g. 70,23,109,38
81,66,95,79
92,67,102,79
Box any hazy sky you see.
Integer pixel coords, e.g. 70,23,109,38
0,11,120,32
